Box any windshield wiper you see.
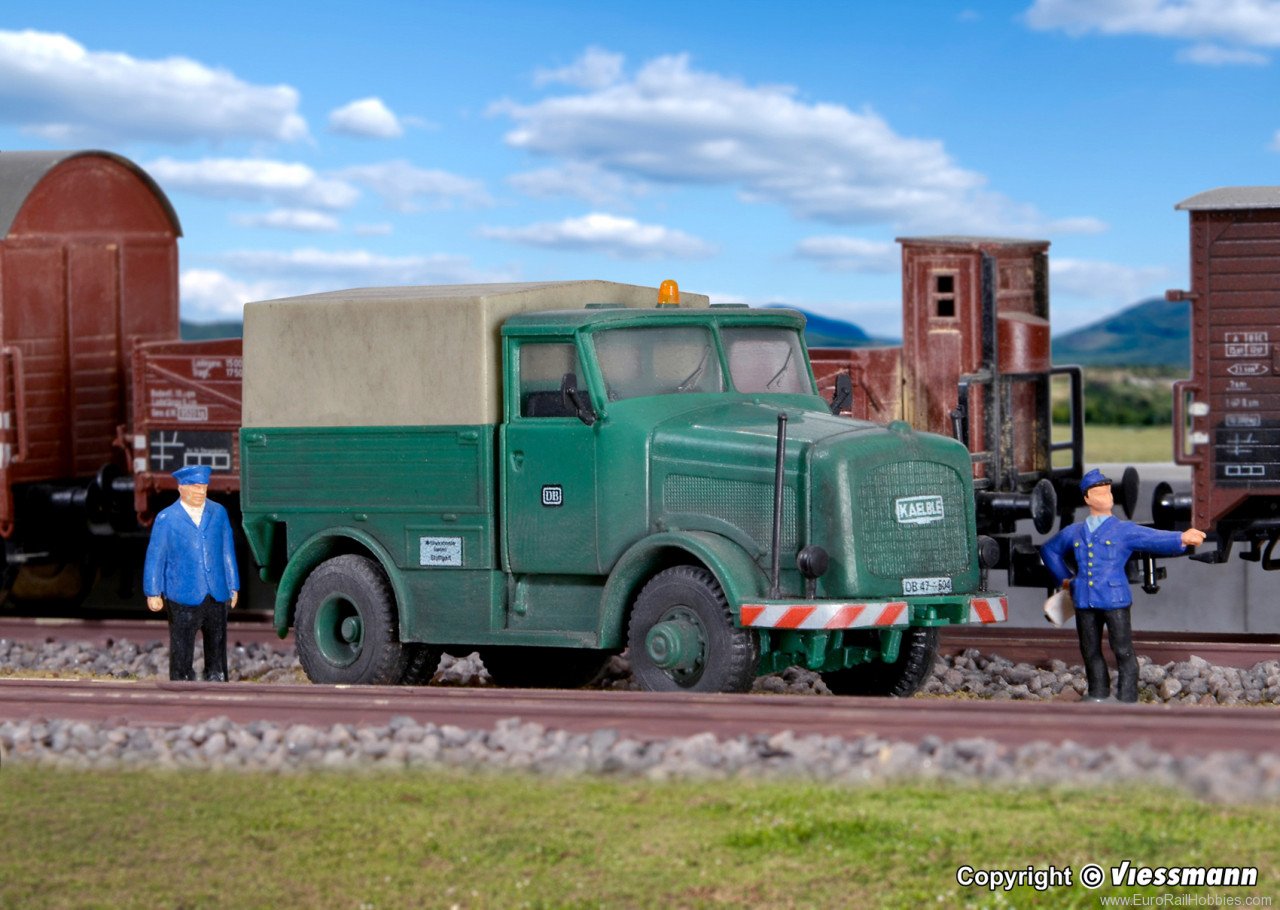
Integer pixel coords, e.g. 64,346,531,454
676,346,711,392
766,347,794,390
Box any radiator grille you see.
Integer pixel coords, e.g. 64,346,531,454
856,460,971,579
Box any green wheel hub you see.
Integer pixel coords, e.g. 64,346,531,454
314,595,363,667
644,606,706,676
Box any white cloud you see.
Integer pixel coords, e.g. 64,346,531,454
494,52,1089,234
180,269,278,321
481,213,716,259
534,47,625,89
337,160,491,212
794,236,900,272
1026,0,1280,62
221,247,508,285
1177,42,1271,64
232,209,341,232
354,222,394,236
1271,129,1280,150
328,97,404,139
1050,258,1170,302
508,161,650,206
0,29,307,143
147,157,360,209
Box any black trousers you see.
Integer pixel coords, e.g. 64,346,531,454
1074,607,1138,702
167,595,229,682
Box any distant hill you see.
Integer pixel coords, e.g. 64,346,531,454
1052,298,1190,369
766,305,897,348
177,300,1189,368
180,321,242,340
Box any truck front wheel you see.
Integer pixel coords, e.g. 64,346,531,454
295,554,408,685
820,627,939,697
627,566,759,693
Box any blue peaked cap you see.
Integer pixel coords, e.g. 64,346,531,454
173,465,212,485
1079,468,1112,494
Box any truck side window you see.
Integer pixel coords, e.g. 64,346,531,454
519,342,581,418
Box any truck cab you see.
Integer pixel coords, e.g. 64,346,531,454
240,281,1006,694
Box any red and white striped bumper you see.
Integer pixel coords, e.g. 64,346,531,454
738,596,1008,630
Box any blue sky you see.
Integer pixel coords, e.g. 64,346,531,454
2,1,1278,336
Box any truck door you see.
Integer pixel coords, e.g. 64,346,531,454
501,338,600,574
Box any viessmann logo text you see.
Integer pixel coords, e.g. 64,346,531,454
895,495,945,526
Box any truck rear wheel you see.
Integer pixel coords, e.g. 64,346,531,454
627,566,759,693
295,554,407,685
480,646,612,689
821,627,939,697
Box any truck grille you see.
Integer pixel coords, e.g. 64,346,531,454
857,460,970,579
663,474,797,553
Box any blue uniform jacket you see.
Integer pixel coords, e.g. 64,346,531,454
1040,516,1186,610
143,499,239,607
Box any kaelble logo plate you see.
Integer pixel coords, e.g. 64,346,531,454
895,495,945,525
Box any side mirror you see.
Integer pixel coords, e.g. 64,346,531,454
560,372,597,427
829,372,852,415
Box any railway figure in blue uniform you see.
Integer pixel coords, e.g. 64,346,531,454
143,465,239,681
1040,469,1205,703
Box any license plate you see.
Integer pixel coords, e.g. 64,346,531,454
903,576,952,596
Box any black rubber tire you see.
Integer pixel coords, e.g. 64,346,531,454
480,646,613,689
627,565,759,693
397,643,440,686
295,554,407,685
821,627,939,697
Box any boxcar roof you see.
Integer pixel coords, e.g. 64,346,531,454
0,149,182,236
1176,186,1280,211
896,235,1048,248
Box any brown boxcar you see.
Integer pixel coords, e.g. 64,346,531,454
1167,187,1280,568
0,150,182,598
125,338,243,523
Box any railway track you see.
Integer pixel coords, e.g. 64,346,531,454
4,617,1279,668
0,616,287,647
940,627,1280,669
0,678,1275,757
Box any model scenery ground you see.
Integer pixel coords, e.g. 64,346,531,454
2,770,1276,909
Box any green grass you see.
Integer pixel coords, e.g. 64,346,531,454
2,769,1277,908
1052,423,1175,466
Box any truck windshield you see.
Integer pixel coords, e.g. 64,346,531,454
721,327,812,394
594,326,725,400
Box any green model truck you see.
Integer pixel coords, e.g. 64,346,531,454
240,280,1007,695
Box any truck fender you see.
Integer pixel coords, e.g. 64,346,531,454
272,528,410,638
598,531,768,648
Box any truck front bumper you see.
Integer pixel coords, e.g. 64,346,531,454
738,595,1007,630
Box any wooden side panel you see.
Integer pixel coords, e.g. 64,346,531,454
1190,209,1280,530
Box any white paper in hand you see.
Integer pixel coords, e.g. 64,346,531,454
1043,588,1075,627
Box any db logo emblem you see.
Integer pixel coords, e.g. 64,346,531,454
542,485,563,507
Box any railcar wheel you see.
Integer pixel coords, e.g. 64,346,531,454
480,646,613,689
821,627,939,697
627,566,759,693
295,554,407,685
0,561,98,610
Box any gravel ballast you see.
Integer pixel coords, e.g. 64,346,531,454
1,636,1278,803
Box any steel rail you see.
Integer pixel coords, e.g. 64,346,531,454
0,679,1275,757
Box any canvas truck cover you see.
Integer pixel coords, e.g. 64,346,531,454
242,280,709,428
